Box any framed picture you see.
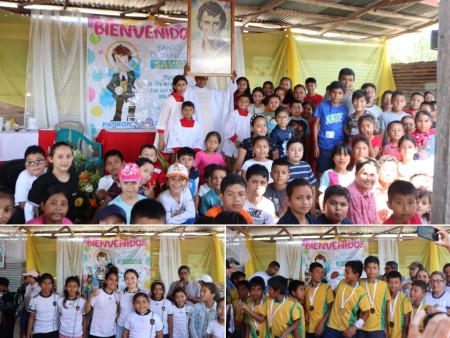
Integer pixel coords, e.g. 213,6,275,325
0,241,5,269
187,0,234,76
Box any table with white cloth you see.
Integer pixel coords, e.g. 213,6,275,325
0,130,39,161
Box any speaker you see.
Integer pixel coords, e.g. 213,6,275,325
431,30,438,50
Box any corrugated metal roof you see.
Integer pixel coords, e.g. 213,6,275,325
1,0,440,41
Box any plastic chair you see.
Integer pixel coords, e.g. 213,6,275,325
55,121,85,134
55,129,103,171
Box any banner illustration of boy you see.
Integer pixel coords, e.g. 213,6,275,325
107,43,142,121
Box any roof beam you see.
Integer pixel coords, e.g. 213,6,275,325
242,0,285,26
286,0,430,22
319,0,411,35
380,17,439,39
121,0,166,15
18,0,53,8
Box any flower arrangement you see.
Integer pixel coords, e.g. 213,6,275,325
74,168,101,224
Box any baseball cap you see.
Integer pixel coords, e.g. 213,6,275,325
226,258,240,269
97,204,126,224
23,270,39,278
166,163,189,180
196,274,213,283
407,261,423,269
118,162,142,182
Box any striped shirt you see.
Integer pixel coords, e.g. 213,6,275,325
287,161,317,185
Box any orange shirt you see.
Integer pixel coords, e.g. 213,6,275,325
205,206,254,224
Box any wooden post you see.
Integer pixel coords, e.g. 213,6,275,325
431,0,450,223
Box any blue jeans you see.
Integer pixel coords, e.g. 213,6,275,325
357,330,386,338
323,326,355,338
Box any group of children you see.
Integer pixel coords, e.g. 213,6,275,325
16,268,224,338
227,257,450,338
0,66,438,224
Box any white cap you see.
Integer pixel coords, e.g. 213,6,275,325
196,274,213,283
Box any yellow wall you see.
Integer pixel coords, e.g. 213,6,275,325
0,10,29,107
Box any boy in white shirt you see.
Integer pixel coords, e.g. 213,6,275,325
157,163,196,224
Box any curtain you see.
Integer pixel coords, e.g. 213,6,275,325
0,9,29,107
275,240,302,280
1,229,26,263
56,238,84,294
377,238,399,275
25,10,87,131
26,235,57,276
159,237,181,288
226,229,251,269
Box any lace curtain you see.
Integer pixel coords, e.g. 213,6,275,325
226,229,250,268
378,238,399,274
276,240,302,280
1,229,26,263
25,10,87,133
56,238,84,295
159,237,181,288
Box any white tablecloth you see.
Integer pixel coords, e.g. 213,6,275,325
0,131,39,161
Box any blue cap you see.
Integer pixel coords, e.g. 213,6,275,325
98,204,126,223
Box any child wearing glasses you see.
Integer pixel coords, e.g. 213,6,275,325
14,145,47,223
270,106,293,158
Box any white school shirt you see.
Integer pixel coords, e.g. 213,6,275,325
207,319,225,338
172,303,193,338
24,282,41,309
241,159,274,183
157,187,196,224
28,292,61,334
89,289,120,337
57,297,86,337
150,298,173,335
123,310,163,338
97,175,115,193
15,169,46,206
117,289,147,327
424,291,450,313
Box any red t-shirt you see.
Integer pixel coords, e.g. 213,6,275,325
383,212,422,224
304,93,323,108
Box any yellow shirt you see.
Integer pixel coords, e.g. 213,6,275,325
410,301,427,336
260,296,301,337
305,283,334,333
232,296,251,327
359,279,391,331
326,280,371,331
245,298,267,338
387,292,412,338
294,300,306,338
228,289,238,303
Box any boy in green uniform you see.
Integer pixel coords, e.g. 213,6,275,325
386,271,412,338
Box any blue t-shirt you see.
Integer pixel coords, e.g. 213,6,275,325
314,101,349,150
109,194,147,224
287,161,317,186
270,125,292,158
199,189,222,216
187,168,199,199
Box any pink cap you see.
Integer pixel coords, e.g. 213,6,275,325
118,162,142,182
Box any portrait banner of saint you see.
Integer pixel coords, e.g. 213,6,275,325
188,0,234,76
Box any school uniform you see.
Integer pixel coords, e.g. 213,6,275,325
150,298,173,336
386,292,412,338
20,282,41,333
89,289,119,338
116,289,146,338
358,279,390,338
424,291,450,314
57,296,86,338
232,297,250,330
305,283,334,337
206,319,225,338
259,296,302,338
245,298,267,338
123,310,163,338
324,280,370,337
28,292,61,337
172,303,193,338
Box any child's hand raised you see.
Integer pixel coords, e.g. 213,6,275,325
236,302,248,312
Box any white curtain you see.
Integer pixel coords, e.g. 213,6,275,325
56,238,84,295
158,237,181,288
378,238,399,274
226,229,250,267
276,240,302,280
25,10,87,132
1,229,26,263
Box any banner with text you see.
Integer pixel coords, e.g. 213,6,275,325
87,16,187,134
82,236,152,290
301,238,369,287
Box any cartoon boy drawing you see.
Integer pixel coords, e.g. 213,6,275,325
107,44,137,121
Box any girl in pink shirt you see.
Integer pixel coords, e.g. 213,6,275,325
194,131,226,185
26,186,73,224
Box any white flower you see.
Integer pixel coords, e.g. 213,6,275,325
84,183,94,193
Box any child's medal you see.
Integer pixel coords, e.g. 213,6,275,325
365,280,377,315
340,282,359,315
308,282,321,313
389,292,400,329
252,300,260,337
268,297,286,335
